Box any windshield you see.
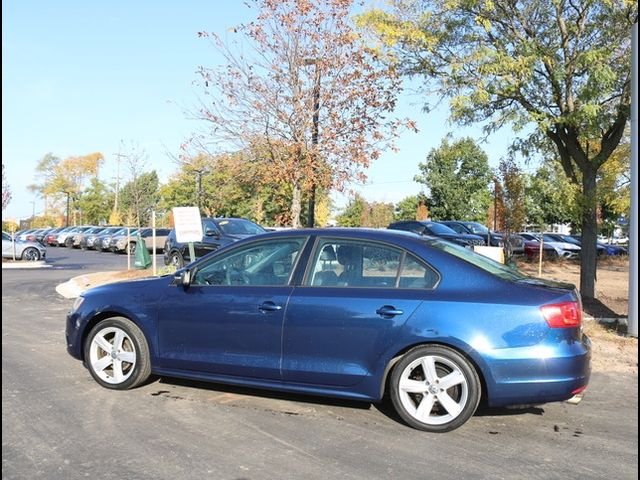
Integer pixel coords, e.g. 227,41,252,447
542,234,563,243
215,219,265,235
560,235,581,245
426,238,527,281
424,222,458,235
463,222,489,235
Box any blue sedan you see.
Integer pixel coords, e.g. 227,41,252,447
66,228,590,432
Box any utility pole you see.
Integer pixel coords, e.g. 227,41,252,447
305,58,321,228
113,146,126,216
628,21,638,337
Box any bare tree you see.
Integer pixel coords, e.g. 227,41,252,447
194,0,410,227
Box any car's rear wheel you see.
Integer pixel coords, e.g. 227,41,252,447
84,317,151,390
21,247,41,261
390,345,481,432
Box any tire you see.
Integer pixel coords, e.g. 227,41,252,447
21,247,41,261
389,345,481,432
169,250,184,268
65,238,74,248
84,317,151,390
127,242,136,255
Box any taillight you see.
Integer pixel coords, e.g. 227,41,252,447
540,301,582,328
26,235,36,242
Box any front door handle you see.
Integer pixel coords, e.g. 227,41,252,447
259,301,283,312
376,305,404,317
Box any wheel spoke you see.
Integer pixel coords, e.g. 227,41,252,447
415,394,436,420
94,334,113,354
118,351,136,364
437,391,462,417
421,356,438,383
439,370,465,390
113,330,125,351
112,359,124,383
400,378,427,393
92,355,112,373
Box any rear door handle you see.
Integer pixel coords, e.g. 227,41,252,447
376,306,404,317
259,301,283,312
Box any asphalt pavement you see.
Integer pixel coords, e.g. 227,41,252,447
2,247,638,479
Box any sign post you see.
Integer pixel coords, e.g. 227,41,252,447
172,207,203,265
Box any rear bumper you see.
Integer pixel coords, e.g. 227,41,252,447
486,335,591,407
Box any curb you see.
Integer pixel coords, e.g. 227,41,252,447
55,270,156,299
2,261,52,269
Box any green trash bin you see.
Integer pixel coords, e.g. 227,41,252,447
133,234,152,269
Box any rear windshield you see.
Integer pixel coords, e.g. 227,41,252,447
426,239,527,281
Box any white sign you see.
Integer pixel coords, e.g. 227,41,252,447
173,207,203,243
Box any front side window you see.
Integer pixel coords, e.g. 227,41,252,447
192,238,306,286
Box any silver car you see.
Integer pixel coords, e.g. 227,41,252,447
2,231,47,261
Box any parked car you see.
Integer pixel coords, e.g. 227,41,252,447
109,229,140,252
57,226,89,247
2,231,47,261
163,217,266,267
388,221,485,248
15,229,39,243
44,227,69,246
438,221,525,254
545,234,608,257
71,227,106,249
64,226,96,248
67,228,590,432
94,227,130,252
113,228,171,254
568,235,628,256
81,227,120,250
523,240,559,261
519,233,581,259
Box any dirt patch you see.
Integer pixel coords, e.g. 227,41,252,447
516,257,630,316
583,321,638,374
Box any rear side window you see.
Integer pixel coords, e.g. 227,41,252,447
306,239,438,289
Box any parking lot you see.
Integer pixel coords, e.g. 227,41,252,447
2,247,638,480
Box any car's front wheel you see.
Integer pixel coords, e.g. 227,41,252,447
390,345,481,432
84,317,151,390
169,250,184,268
21,247,41,261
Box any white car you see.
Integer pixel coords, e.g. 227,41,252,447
2,231,47,261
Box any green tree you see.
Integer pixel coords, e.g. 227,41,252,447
120,171,159,227
76,178,114,225
525,161,580,228
359,1,635,298
363,201,395,228
415,138,492,221
394,194,427,221
337,194,368,227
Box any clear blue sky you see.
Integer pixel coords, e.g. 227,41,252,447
2,0,528,221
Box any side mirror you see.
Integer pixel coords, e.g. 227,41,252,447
205,229,220,238
174,270,192,288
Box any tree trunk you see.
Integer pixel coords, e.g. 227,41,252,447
291,183,302,228
579,167,598,300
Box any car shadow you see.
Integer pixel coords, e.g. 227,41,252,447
153,376,372,410
151,376,548,424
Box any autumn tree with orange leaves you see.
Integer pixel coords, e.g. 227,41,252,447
194,0,411,227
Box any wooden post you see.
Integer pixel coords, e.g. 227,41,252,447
538,232,544,277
